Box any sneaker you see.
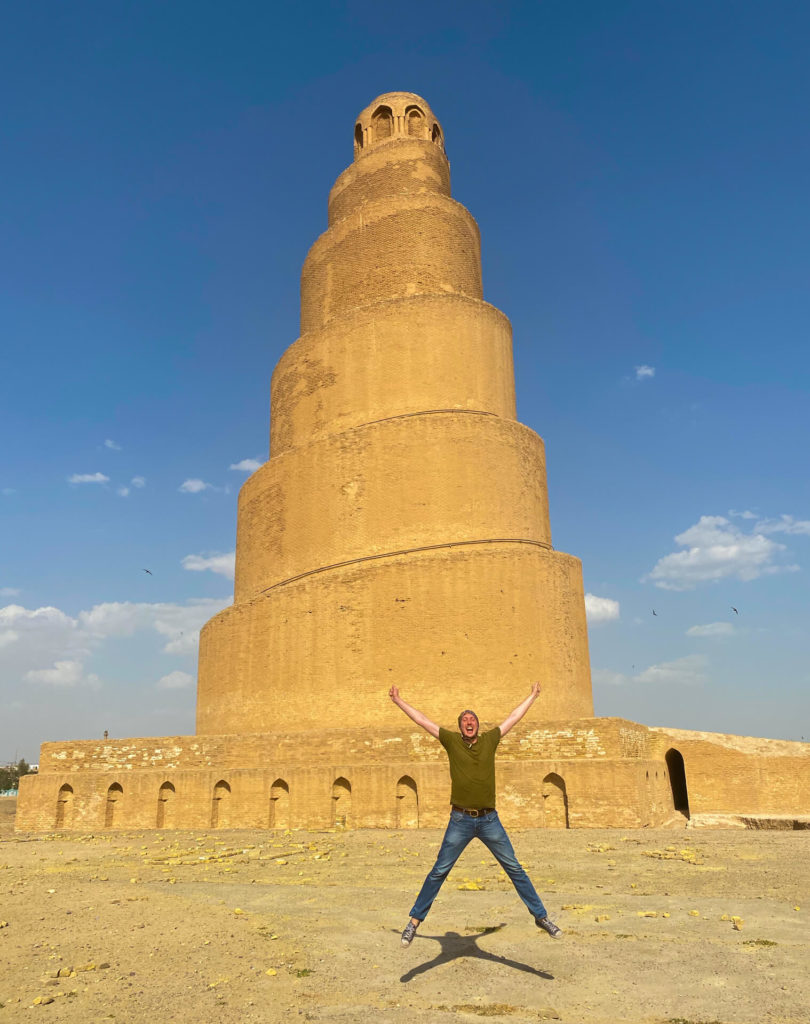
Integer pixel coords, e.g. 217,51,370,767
401,920,418,947
536,915,563,938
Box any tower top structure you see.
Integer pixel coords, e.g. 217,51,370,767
353,91,445,159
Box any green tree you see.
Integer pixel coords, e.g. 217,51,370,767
0,759,34,791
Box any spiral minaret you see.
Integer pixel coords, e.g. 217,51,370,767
195,92,593,735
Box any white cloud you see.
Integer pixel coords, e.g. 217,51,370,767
729,509,757,520
182,552,236,580
0,596,231,695
229,458,262,473
584,594,620,624
754,515,810,536
78,597,231,655
68,472,109,485
131,476,146,488
104,439,122,451
636,654,707,686
25,659,100,688
0,587,20,597
117,487,130,497
156,670,195,690
179,478,212,493
635,365,655,380
686,622,735,638
593,654,708,687
646,515,796,590
591,668,631,686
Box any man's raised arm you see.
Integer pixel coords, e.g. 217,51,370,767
388,686,441,739
499,682,541,737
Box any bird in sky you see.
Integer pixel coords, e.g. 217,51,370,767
652,609,657,616
731,606,739,615
141,569,153,575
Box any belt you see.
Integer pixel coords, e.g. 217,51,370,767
452,805,496,817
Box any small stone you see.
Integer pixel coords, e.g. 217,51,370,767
233,908,245,915
731,916,744,930
265,969,277,976
638,911,657,918
594,914,610,922
688,910,700,917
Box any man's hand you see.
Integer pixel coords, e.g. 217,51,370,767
388,687,440,739
500,682,542,737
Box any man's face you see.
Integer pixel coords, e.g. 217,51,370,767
460,712,479,741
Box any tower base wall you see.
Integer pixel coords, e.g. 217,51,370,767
16,719,810,833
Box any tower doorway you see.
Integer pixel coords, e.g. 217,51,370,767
665,749,690,818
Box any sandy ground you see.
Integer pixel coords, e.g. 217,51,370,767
0,797,807,1024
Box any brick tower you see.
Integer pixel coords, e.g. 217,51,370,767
20,93,807,833
195,91,594,736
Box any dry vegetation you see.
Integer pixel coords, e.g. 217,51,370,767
1,796,807,1023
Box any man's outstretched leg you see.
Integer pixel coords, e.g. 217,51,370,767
478,811,563,938
401,810,474,946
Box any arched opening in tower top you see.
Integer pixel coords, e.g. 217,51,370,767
405,105,424,138
665,748,690,818
354,122,364,154
372,105,393,142
431,122,444,149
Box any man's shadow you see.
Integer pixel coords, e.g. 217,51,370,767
398,924,554,983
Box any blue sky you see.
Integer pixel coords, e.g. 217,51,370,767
2,1,809,761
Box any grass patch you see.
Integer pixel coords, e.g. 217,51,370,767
742,938,778,947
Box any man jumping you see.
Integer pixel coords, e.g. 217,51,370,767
389,682,562,947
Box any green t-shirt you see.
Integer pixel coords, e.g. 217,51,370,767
438,726,501,809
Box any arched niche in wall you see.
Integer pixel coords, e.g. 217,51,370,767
396,775,419,828
431,122,444,150
541,772,569,829
55,783,74,829
156,781,176,829
354,122,364,156
332,776,351,827
269,778,290,829
104,782,123,828
211,779,231,828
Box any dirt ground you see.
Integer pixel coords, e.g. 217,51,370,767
0,796,807,1024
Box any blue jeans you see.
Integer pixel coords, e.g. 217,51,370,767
409,809,547,921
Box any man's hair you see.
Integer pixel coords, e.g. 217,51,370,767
457,709,479,730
